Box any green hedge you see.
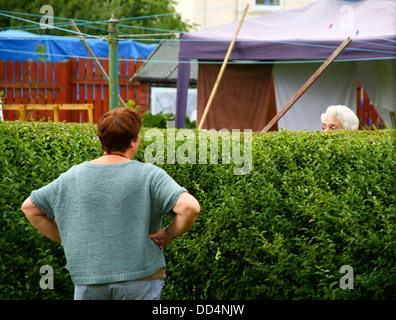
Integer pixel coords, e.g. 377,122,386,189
0,121,395,300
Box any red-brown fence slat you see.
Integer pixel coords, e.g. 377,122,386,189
102,57,109,115
38,61,46,120
357,83,363,128
77,57,86,123
120,57,127,106
30,61,38,120
128,58,136,104
85,58,94,123
70,57,78,119
13,60,22,120
138,83,148,113
69,58,80,122
0,60,12,120
22,60,30,105
6,61,13,104
14,61,22,105
0,60,5,95
0,60,4,90
94,57,103,123
46,61,54,120
135,58,148,113
46,62,54,104
14,61,22,121
0,60,6,120
6,61,16,120
362,86,370,127
357,82,384,129
363,88,372,127
55,59,71,122
70,57,78,122
78,58,86,105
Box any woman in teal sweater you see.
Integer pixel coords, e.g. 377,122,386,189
21,107,200,300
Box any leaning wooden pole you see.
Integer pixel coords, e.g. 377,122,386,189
261,37,352,132
198,4,249,130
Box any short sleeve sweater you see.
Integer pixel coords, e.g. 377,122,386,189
30,161,187,285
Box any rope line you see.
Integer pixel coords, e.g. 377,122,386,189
0,12,103,39
0,48,394,64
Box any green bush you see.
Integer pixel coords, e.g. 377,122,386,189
0,121,395,300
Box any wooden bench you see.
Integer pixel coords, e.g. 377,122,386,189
1,104,94,124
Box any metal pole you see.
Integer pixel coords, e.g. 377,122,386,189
71,20,127,108
108,15,119,110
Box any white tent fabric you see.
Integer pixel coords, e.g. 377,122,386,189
176,0,396,130
274,61,357,131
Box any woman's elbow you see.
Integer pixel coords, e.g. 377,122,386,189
21,197,43,219
190,198,201,220
21,197,31,215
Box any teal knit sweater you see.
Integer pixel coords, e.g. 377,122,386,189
30,161,187,285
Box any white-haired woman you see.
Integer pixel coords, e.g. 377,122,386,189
321,105,359,131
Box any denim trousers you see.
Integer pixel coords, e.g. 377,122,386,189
74,279,164,300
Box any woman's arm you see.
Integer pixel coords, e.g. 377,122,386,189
21,197,62,244
148,192,200,249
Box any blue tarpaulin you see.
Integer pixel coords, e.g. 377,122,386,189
0,29,157,62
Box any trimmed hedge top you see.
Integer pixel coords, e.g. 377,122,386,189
0,121,395,300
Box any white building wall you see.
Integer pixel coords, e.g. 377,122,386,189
175,0,317,31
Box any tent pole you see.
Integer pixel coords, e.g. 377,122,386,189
70,21,127,108
261,37,352,133
198,4,249,130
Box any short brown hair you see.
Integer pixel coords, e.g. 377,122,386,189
97,107,142,153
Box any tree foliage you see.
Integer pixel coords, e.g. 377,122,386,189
0,0,191,39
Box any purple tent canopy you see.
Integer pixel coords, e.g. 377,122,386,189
175,0,396,128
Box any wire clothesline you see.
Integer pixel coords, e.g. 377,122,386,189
0,11,182,39
0,34,393,58
0,47,394,65
0,6,395,59
1,33,395,55
0,12,103,39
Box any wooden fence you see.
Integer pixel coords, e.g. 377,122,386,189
0,57,147,124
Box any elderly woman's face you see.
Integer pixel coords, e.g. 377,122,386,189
322,116,344,131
